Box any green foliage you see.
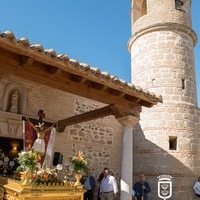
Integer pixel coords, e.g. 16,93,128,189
15,147,41,172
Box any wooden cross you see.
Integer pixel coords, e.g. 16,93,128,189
21,109,55,128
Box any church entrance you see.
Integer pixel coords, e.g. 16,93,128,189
0,137,23,177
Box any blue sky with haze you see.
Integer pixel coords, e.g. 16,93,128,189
0,1,199,105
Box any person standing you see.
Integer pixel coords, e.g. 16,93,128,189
132,173,151,200
193,176,200,198
99,168,118,200
98,167,108,200
81,169,96,200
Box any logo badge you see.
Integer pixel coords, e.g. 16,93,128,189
157,175,172,200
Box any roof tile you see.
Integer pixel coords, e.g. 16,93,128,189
0,30,162,103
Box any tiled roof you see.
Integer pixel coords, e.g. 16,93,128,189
0,30,162,106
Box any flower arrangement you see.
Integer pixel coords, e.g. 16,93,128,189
15,147,62,185
32,166,60,185
67,151,88,173
15,147,41,172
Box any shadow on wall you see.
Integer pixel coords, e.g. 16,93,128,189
132,124,198,200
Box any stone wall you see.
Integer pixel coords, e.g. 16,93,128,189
0,77,123,196
131,0,192,35
130,0,200,199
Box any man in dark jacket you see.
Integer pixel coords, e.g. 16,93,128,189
81,169,96,200
133,173,151,200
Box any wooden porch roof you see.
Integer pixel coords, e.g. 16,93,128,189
0,30,162,108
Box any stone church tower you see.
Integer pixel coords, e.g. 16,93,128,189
129,0,200,199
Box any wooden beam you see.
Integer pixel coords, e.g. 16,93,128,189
0,48,158,107
57,105,120,132
20,56,34,66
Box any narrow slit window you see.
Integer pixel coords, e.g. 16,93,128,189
169,136,177,150
132,0,147,25
175,0,185,12
152,79,155,86
182,78,185,90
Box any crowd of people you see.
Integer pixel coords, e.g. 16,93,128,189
81,168,151,200
80,168,200,200
81,167,118,200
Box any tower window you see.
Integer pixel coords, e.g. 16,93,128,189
152,79,155,86
169,136,177,150
175,0,185,12
132,0,147,24
181,78,185,90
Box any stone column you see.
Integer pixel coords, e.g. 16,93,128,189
117,115,139,200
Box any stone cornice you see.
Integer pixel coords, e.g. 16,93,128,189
128,22,197,51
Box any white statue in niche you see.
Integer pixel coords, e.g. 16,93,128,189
9,90,19,113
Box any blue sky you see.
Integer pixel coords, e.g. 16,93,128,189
0,1,199,106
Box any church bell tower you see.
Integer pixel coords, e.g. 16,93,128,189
128,0,199,199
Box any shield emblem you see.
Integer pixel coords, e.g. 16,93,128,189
158,179,172,199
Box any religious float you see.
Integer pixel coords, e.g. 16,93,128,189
0,148,87,200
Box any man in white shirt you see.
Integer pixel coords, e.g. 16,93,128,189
193,176,200,198
100,168,118,200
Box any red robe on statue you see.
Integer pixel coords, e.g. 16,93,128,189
24,122,51,165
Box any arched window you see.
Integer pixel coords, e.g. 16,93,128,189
131,0,147,25
175,0,185,12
